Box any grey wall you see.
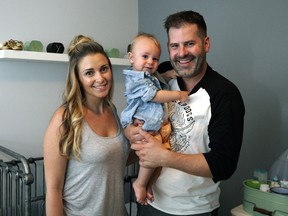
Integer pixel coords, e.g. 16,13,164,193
0,0,138,158
139,0,288,215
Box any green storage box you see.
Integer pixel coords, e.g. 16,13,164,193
243,179,288,216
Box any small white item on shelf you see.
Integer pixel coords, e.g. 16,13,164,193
259,184,270,192
280,180,288,188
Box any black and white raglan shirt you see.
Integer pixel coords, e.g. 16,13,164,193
150,64,245,215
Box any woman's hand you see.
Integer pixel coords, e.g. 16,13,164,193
124,119,145,143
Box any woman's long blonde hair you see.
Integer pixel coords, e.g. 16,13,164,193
59,35,113,160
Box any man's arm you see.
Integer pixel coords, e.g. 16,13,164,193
131,130,213,178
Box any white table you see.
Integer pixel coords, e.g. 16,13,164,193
231,204,251,216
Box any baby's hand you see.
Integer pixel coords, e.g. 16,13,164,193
179,91,189,102
161,69,178,82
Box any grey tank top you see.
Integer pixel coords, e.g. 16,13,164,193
63,105,129,216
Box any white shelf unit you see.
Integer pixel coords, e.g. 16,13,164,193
0,50,130,66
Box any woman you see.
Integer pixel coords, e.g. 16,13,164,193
44,35,129,216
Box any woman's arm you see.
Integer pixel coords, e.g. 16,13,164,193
126,149,138,166
124,119,143,166
44,107,68,216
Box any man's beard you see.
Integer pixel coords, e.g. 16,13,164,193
171,53,206,78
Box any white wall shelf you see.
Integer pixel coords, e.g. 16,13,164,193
0,50,130,66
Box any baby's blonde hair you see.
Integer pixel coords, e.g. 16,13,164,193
130,32,161,55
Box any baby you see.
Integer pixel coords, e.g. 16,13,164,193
121,32,188,205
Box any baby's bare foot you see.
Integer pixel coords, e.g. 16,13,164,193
133,180,148,205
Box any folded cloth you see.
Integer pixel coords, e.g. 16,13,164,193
24,40,43,52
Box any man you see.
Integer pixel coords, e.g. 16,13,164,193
126,10,245,216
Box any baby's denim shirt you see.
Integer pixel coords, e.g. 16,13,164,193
120,69,164,131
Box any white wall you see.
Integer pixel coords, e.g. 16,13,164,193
0,0,138,57
138,0,288,215
0,0,138,158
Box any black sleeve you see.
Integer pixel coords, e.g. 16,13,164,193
203,82,245,183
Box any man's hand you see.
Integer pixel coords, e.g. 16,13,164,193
131,130,169,169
